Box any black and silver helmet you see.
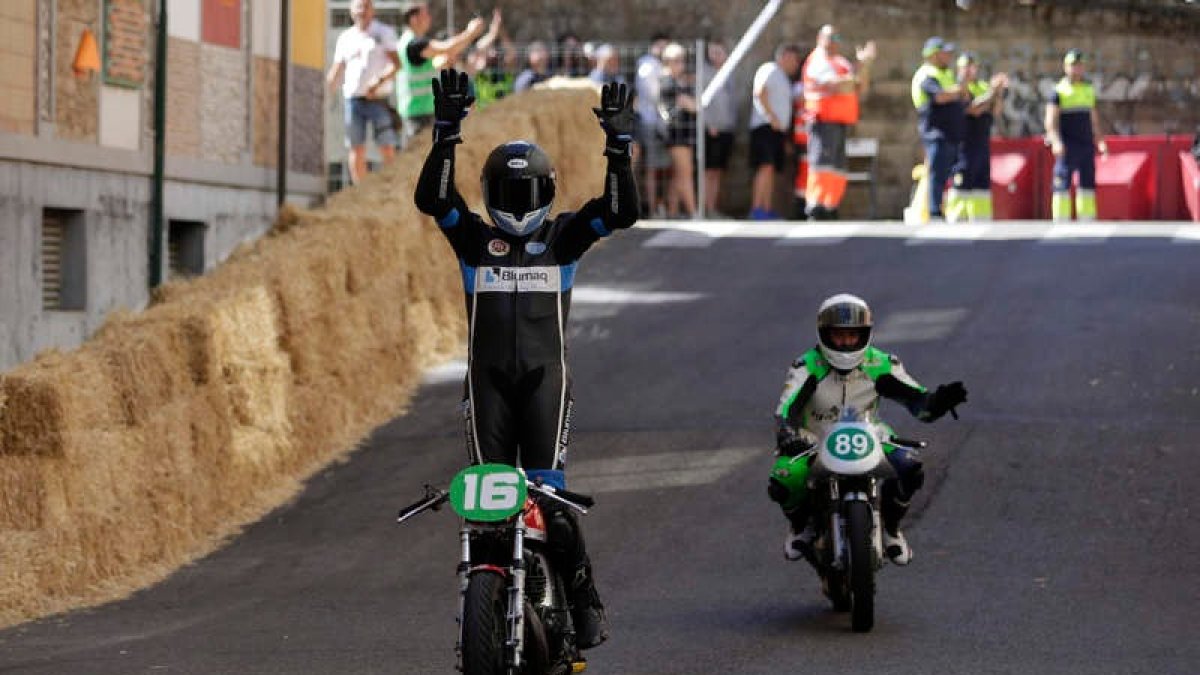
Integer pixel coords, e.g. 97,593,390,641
816,293,873,370
480,141,556,237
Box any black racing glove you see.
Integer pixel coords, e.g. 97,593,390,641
431,68,474,145
592,82,635,157
926,381,968,420
776,430,814,457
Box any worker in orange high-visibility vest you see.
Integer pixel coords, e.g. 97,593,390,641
800,25,875,220
792,77,810,218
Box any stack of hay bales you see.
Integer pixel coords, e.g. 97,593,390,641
0,86,606,627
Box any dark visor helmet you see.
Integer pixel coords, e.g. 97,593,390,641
481,141,556,237
816,293,873,370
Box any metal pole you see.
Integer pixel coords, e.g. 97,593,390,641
150,0,167,288
277,0,290,206
446,0,454,33
695,38,706,221
701,0,782,109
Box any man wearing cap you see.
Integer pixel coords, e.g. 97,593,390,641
911,37,970,221
1044,49,1107,221
945,52,1007,222
799,25,876,221
397,2,486,144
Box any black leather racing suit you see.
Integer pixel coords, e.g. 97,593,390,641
414,138,639,477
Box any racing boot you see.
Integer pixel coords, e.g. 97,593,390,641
783,507,817,563
568,563,609,649
881,490,914,565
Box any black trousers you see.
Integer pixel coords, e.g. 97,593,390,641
463,363,572,471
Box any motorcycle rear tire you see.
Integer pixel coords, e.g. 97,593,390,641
845,501,875,632
463,571,508,675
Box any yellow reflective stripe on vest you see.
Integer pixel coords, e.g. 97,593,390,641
398,29,435,117
911,64,957,109
1055,78,1095,112
967,80,990,98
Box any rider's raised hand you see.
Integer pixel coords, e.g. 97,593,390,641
927,381,968,420
593,82,635,156
432,68,474,144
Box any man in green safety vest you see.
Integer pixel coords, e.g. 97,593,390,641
1044,49,1108,221
397,2,486,146
911,37,970,221
945,52,1007,223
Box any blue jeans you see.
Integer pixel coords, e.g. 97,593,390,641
344,97,398,149
924,137,957,217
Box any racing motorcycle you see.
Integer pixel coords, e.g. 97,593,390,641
398,463,594,674
790,408,926,633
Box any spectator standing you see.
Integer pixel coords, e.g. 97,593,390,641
636,34,671,218
748,44,803,220
945,52,1007,222
326,0,401,184
791,74,810,218
660,42,698,218
910,36,968,221
1044,49,1107,221
699,40,737,217
555,32,588,78
397,1,485,143
514,41,552,92
800,25,875,220
588,44,626,86
465,10,516,110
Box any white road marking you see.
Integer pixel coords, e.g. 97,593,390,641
873,308,969,344
567,447,760,494
636,219,1197,246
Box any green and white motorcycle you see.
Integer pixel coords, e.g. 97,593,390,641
398,464,593,674
803,409,925,632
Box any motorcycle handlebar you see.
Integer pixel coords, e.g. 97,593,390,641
889,435,928,449
528,483,595,512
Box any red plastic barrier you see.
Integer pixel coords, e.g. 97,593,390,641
990,152,1034,219
1095,151,1153,220
1164,137,1194,220
990,137,1051,219
1182,151,1200,223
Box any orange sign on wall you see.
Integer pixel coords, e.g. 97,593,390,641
202,0,241,49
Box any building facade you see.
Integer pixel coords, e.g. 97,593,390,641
0,0,328,371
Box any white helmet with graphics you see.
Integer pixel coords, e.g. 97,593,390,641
816,293,873,371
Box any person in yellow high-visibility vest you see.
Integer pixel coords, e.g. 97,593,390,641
911,37,969,221
945,52,1007,222
1044,49,1108,221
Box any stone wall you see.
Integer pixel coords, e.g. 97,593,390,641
288,66,324,176
252,56,279,167
0,0,37,135
54,0,100,142
199,43,249,164
165,37,200,157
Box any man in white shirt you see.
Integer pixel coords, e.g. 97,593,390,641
635,34,670,218
748,44,803,220
326,0,401,184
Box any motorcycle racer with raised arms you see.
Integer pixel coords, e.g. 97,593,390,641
768,294,968,566
414,68,639,649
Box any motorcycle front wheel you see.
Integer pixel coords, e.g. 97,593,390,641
845,500,876,632
463,571,508,675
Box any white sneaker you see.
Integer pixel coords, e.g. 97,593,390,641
784,524,817,561
883,529,912,566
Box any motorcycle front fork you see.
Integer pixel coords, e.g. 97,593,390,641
454,520,528,673
827,479,882,571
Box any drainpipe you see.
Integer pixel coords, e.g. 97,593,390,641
150,0,167,288
277,0,290,206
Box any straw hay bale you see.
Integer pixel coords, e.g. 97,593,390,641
0,86,607,629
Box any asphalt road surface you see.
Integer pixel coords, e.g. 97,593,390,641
3,220,1199,674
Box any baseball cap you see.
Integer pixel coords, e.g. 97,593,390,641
956,51,978,67
922,37,956,57
1063,48,1086,65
